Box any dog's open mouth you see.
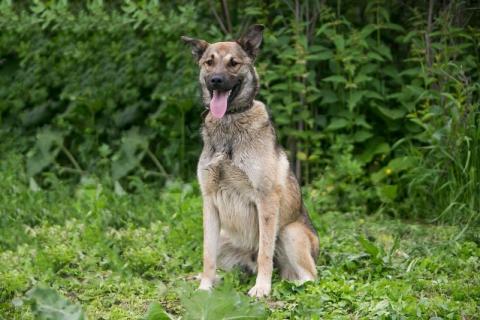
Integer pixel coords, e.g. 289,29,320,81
210,90,231,119
209,82,241,119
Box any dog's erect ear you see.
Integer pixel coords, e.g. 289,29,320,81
181,36,209,61
237,24,264,59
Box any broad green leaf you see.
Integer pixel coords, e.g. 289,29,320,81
318,89,338,104
388,156,417,172
376,105,406,119
367,52,384,61
353,130,373,142
360,24,377,37
111,128,149,180
20,104,50,127
381,22,405,32
297,151,308,161
353,74,372,84
326,118,349,131
322,75,347,84
307,51,333,61
348,91,365,111
399,68,421,77
26,130,63,177
355,116,373,129
358,236,380,257
371,169,387,184
371,156,417,183
113,105,141,128
358,139,390,163
363,91,384,100
25,287,86,320
181,285,266,320
144,302,172,320
375,44,392,61
333,34,345,51
376,184,398,202
29,177,41,192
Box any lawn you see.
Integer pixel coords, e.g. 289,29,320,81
0,153,479,319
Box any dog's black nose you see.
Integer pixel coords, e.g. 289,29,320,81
210,75,223,85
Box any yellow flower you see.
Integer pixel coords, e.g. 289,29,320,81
385,168,393,176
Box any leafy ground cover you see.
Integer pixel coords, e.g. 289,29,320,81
1,153,479,319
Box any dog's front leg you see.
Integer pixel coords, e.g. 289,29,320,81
199,196,220,291
248,195,279,298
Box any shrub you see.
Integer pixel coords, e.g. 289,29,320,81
0,0,478,224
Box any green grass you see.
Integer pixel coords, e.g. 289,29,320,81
1,153,479,319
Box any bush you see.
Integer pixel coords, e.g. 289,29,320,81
0,0,478,224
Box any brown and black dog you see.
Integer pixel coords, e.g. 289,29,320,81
182,25,319,298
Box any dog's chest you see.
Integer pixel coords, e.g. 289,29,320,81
204,157,258,249
202,126,260,248
214,177,259,248
206,122,242,155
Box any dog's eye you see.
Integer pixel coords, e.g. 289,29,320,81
229,59,239,67
206,59,214,66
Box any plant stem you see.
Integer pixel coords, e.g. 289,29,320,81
61,145,83,173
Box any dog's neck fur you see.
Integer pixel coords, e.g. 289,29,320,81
201,100,273,159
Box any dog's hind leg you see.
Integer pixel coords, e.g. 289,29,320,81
217,232,257,274
276,221,318,283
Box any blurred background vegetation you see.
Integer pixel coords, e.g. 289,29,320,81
0,0,478,226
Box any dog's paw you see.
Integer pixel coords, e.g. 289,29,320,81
208,152,228,167
198,279,213,291
248,283,271,298
198,275,222,291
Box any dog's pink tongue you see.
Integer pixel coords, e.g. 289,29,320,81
210,90,229,119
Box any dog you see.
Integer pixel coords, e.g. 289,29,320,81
182,24,319,298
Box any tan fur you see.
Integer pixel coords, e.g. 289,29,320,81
183,25,319,297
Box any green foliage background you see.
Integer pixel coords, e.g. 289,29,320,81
0,0,479,224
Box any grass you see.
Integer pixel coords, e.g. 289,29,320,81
0,152,479,319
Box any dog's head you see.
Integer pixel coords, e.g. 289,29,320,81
182,25,264,118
